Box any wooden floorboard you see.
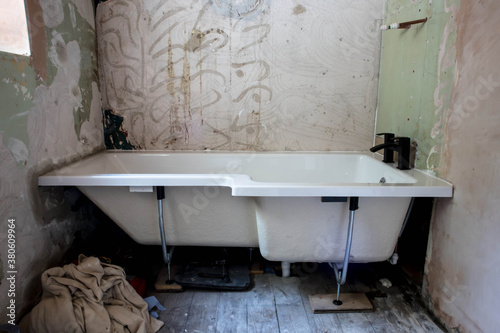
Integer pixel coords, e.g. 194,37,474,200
368,297,414,333
184,291,220,332
335,267,377,333
385,294,443,333
247,274,280,333
149,263,445,333
155,290,194,333
215,291,248,333
269,275,311,333
398,291,444,333
298,272,345,333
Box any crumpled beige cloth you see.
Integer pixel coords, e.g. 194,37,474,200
19,255,164,333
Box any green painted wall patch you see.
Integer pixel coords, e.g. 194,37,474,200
103,110,136,150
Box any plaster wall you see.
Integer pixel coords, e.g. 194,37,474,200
97,0,383,151
0,0,103,321
425,1,500,332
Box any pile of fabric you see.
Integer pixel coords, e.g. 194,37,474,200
20,255,164,333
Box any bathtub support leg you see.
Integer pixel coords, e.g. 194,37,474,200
332,197,359,305
156,187,181,290
309,197,372,312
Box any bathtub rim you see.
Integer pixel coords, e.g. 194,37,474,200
38,150,453,198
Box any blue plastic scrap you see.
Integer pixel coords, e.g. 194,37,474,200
144,296,167,319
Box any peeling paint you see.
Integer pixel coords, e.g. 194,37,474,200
7,137,29,164
53,1,100,140
0,53,36,151
71,0,96,29
40,0,65,28
68,2,77,28
0,0,103,320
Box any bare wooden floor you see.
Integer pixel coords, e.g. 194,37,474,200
149,263,444,333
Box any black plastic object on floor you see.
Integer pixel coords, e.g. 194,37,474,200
173,246,252,290
175,264,251,291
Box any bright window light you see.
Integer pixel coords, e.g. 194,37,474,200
0,0,31,56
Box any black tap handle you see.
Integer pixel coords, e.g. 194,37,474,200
393,136,410,142
392,137,410,170
376,133,395,143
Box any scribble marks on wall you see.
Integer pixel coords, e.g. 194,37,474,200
97,0,382,151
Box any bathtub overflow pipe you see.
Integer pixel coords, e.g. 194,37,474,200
331,197,359,306
157,186,175,283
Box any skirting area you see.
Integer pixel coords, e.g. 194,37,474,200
148,263,444,332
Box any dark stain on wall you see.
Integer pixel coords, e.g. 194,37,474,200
103,110,136,150
293,5,306,15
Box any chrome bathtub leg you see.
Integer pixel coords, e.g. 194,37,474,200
157,186,175,283
332,196,359,305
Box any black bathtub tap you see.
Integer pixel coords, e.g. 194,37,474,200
370,133,410,170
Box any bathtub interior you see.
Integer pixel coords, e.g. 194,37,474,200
42,151,417,185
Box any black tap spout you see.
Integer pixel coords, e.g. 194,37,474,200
370,143,398,153
370,137,410,170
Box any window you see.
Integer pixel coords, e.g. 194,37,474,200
0,0,30,55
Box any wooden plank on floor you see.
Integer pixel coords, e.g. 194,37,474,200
298,272,345,333
276,304,315,333
367,296,411,333
309,293,373,313
248,274,280,333
385,293,444,333
269,275,303,305
336,269,376,333
345,271,405,332
269,275,311,332
337,313,376,333
184,290,220,333
215,291,248,333
154,265,183,292
154,290,194,333
394,287,444,333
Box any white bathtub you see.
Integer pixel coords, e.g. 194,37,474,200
39,151,452,262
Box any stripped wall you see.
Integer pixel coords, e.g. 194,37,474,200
0,0,103,320
97,0,383,151
425,1,500,332
377,0,500,332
